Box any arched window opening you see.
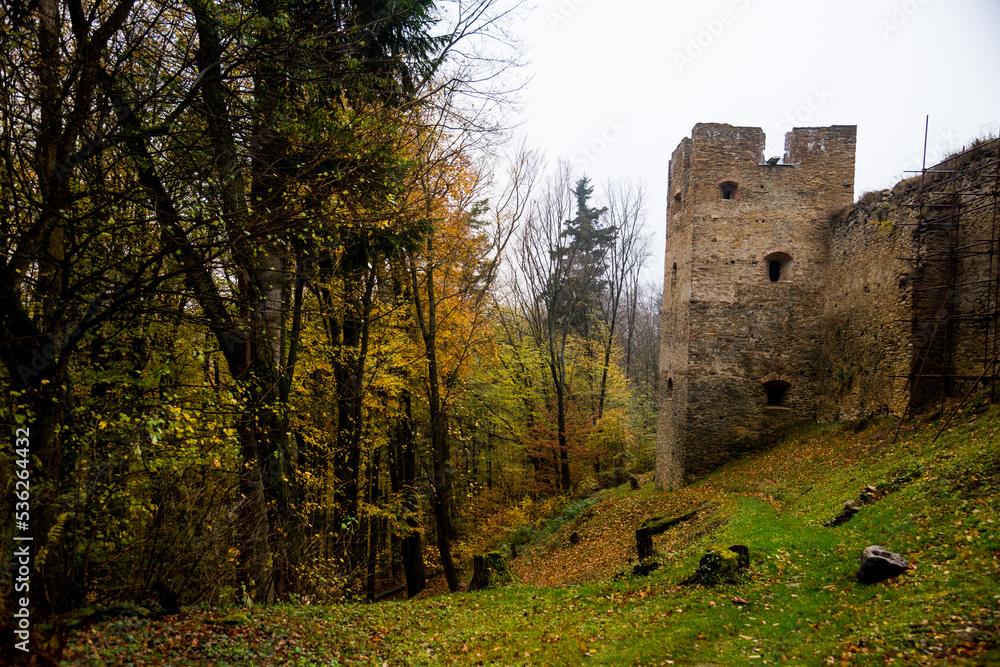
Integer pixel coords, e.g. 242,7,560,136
764,380,790,406
719,181,738,200
768,260,781,282
763,251,792,282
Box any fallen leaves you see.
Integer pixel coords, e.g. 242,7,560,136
513,488,719,587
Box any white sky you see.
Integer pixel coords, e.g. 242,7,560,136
509,0,1000,280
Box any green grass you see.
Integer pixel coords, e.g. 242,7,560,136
59,405,1000,665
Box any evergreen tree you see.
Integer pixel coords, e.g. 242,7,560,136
557,177,614,339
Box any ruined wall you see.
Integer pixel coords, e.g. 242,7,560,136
657,126,999,491
657,123,856,489
813,141,1000,421
936,142,1000,388
817,187,915,420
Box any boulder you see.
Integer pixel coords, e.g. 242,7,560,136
857,545,910,584
683,544,750,585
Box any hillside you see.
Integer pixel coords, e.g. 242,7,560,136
56,403,1000,665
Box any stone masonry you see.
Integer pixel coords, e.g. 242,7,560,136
657,123,857,490
657,125,1000,491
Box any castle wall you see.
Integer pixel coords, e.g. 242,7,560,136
936,144,999,387
657,138,692,490
817,190,914,420
657,127,998,491
816,141,999,419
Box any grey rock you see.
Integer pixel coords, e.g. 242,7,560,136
857,545,910,583
826,500,862,526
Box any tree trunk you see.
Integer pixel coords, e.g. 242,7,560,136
409,241,459,592
597,304,618,421
555,376,572,492
326,242,376,578
636,527,654,562
388,273,426,597
397,391,426,597
468,552,511,591
365,447,381,601
430,403,459,592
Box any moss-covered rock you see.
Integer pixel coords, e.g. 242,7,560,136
683,544,750,585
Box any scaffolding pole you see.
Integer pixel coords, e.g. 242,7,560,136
894,125,1000,441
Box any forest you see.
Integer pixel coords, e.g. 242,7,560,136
0,0,662,613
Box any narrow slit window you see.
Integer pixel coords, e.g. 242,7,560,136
719,181,738,200
768,260,781,282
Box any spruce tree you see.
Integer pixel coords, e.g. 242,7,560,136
558,176,615,339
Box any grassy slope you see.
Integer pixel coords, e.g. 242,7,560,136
61,405,1000,666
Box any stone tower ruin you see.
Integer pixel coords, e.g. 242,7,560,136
656,123,857,490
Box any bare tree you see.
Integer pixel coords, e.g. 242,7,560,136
597,178,651,419
624,279,662,397
510,162,612,491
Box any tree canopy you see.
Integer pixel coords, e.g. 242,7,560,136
0,0,659,618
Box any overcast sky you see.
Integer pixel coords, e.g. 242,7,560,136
508,0,1000,280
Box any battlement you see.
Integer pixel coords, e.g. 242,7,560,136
666,123,856,231
691,123,766,162
679,122,857,163
783,125,858,165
